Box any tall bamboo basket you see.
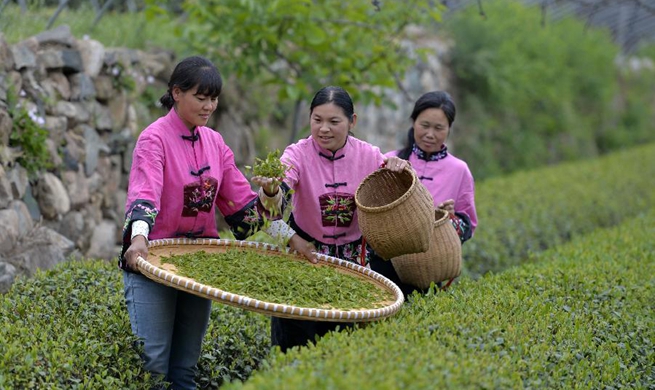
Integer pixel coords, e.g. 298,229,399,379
391,209,462,289
355,167,434,259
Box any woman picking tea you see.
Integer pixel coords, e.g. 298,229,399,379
255,86,409,352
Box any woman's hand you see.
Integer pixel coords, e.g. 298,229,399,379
438,199,455,215
124,235,149,272
383,156,410,172
251,176,280,197
288,234,318,264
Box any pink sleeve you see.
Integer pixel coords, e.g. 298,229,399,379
374,147,386,166
384,150,400,158
280,145,300,190
215,145,257,217
127,131,165,210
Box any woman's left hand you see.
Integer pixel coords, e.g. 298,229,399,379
383,156,409,172
438,199,455,215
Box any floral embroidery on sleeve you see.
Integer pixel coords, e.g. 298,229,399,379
225,183,291,240
450,212,473,244
226,202,261,240
119,200,158,270
123,201,158,231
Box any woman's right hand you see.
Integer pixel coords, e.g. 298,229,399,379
124,235,149,272
250,176,280,197
288,234,318,264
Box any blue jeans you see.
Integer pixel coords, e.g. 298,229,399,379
123,272,212,390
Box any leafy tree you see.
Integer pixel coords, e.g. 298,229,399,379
147,0,442,142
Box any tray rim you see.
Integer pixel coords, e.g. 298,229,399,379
136,238,405,322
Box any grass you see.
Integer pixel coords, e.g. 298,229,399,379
0,3,189,55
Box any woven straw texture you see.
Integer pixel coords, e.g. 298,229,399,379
136,238,404,322
355,167,435,259
391,209,462,289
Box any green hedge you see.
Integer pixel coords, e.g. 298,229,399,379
0,261,270,389
0,261,161,389
225,209,655,389
463,142,655,278
2,144,653,388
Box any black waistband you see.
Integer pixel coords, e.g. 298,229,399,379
289,214,359,247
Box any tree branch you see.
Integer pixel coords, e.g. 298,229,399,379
477,0,487,19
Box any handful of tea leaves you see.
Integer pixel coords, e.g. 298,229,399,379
245,149,289,179
162,249,394,310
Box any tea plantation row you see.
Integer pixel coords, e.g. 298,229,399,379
227,209,654,389
0,144,653,388
463,142,655,278
3,206,649,389
0,260,270,389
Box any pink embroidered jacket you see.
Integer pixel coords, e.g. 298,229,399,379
120,108,272,269
385,148,478,236
281,136,385,246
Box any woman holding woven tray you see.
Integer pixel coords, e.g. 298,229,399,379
370,90,478,296
261,86,409,352
119,56,305,390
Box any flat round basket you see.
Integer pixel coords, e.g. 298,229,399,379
355,167,434,259
136,238,404,322
391,209,462,289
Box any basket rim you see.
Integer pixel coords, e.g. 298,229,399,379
355,166,419,213
137,238,405,322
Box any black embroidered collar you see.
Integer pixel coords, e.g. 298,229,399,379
413,143,448,162
182,132,199,142
314,136,348,161
318,152,345,161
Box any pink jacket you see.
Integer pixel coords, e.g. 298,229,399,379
386,149,478,235
126,108,257,240
282,136,385,245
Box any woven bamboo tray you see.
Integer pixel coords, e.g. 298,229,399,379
136,238,404,322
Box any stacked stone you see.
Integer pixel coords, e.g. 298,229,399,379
0,25,174,292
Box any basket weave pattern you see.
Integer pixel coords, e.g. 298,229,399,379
137,238,404,322
391,209,462,289
355,167,435,259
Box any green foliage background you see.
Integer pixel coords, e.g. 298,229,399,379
2,0,654,178
169,0,441,107
444,0,655,179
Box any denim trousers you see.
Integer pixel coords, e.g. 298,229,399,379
123,271,212,390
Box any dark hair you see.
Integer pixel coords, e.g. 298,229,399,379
397,91,456,159
309,86,355,122
159,56,223,110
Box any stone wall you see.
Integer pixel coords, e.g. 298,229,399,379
0,25,177,292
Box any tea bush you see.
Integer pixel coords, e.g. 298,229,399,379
2,144,653,388
225,209,655,389
463,142,655,278
0,261,162,389
0,260,270,389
